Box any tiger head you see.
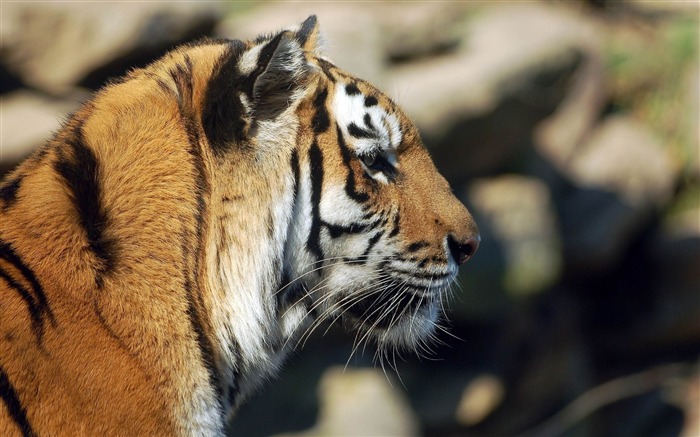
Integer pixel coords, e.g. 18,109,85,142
220,16,480,355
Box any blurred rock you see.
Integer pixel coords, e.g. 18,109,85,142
0,90,81,174
569,115,677,207
389,3,601,179
467,175,562,296
628,0,700,14
684,66,699,177
534,49,608,172
558,115,678,272
0,2,221,94
676,363,700,437
456,374,505,426
275,367,419,437
216,4,384,87
644,190,700,347
380,3,470,64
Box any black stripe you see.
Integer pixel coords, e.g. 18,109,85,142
0,268,43,342
290,149,300,202
202,40,248,155
363,113,376,131
362,230,384,257
0,365,37,437
336,124,369,203
364,96,378,107
178,82,224,407
325,222,368,239
316,58,337,82
343,229,385,265
388,212,401,238
54,124,116,285
306,140,325,261
312,88,330,134
389,266,451,281
0,176,21,211
183,275,221,396
348,122,375,140
0,241,55,332
407,241,429,252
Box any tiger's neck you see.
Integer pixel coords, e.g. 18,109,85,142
205,145,313,413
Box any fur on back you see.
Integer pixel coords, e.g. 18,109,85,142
0,17,478,436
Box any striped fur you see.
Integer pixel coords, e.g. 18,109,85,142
0,16,479,436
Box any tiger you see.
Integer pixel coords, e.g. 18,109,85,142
0,16,479,436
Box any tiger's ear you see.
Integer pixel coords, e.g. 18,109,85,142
294,15,324,56
250,16,323,121
251,31,309,121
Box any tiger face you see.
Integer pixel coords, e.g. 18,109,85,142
270,20,480,356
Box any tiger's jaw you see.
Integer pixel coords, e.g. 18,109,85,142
342,281,443,350
303,255,460,353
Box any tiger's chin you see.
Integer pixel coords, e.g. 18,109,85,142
341,284,443,352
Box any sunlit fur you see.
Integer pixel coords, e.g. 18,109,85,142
0,17,478,436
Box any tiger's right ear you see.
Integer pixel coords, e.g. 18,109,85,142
293,15,324,57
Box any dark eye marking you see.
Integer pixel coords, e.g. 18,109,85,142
359,152,396,179
348,122,375,140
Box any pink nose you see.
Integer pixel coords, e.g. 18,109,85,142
448,235,480,265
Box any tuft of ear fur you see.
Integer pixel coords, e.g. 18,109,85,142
248,16,324,121
252,31,309,121
293,15,325,56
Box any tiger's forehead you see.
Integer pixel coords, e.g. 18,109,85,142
329,79,403,156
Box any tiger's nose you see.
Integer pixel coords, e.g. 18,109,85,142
447,234,480,265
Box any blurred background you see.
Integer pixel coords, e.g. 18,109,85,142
1,1,698,436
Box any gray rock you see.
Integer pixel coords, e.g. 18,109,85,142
455,374,505,426
216,4,385,87
274,367,419,437
684,66,699,178
0,91,81,174
387,3,602,179
534,49,608,172
463,175,562,298
390,3,599,130
568,115,677,207
559,115,679,272
646,191,700,347
1,2,221,94
380,2,472,64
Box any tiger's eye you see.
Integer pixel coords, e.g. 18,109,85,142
361,154,377,168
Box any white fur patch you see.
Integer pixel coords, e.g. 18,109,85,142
238,44,263,75
331,84,402,184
